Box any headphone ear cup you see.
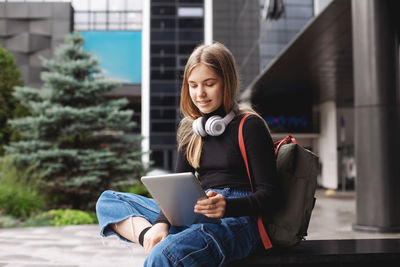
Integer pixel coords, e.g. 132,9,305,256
193,117,207,137
205,115,226,136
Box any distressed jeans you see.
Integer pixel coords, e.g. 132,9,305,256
96,188,261,267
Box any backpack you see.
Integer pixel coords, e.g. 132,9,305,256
238,114,319,250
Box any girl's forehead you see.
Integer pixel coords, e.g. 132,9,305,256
188,63,219,80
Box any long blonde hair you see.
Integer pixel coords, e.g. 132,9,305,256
178,42,265,168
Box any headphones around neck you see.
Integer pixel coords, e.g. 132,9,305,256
193,104,238,137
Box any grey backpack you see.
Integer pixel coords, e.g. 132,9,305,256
239,114,319,249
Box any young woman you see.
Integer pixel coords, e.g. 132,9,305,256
96,42,280,266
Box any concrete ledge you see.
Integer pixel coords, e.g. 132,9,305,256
227,239,400,267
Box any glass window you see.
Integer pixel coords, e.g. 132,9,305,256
108,24,121,30
94,24,107,30
151,109,176,119
75,13,89,23
109,0,125,11
151,19,175,29
72,0,89,11
151,122,176,132
90,0,107,11
178,18,203,29
178,44,197,54
151,70,176,80
109,13,121,23
151,82,177,93
57,0,143,31
127,12,141,23
178,31,202,42
177,7,203,17
151,56,176,67
127,0,142,11
74,24,87,31
94,12,107,24
151,96,176,106
179,0,203,3
152,6,176,16
151,45,175,55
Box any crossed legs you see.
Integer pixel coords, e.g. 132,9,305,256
112,216,152,243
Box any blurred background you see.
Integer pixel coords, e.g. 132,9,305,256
0,0,399,234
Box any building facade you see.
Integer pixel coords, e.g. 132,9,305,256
0,2,73,88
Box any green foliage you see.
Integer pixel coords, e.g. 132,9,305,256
0,45,28,155
0,214,18,228
21,211,53,227
124,181,151,198
5,32,147,209
50,209,98,226
23,209,98,227
0,156,44,218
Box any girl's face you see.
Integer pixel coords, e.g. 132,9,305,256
188,63,223,114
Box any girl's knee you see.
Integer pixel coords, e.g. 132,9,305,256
144,244,174,267
96,190,116,210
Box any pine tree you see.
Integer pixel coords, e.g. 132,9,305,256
5,33,146,209
0,45,27,155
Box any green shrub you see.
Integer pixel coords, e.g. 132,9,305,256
0,214,18,228
21,212,53,227
125,181,151,198
21,209,98,227
0,45,27,155
0,156,43,218
20,209,98,227
49,209,98,226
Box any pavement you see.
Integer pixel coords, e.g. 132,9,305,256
1,189,400,267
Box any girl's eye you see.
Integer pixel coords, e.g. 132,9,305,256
206,83,214,87
189,84,197,88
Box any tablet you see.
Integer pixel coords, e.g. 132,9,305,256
141,172,220,226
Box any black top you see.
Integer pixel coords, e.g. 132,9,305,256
154,106,281,225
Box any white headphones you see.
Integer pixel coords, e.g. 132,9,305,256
193,104,238,137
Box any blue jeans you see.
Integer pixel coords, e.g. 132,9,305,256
96,188,261,267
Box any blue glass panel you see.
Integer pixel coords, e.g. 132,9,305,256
80,31,142,84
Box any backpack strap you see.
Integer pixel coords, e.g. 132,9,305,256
274,134,297,155
239,114,273,251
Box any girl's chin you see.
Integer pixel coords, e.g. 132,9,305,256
198,106,218,114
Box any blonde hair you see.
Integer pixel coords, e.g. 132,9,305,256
178,42,266,168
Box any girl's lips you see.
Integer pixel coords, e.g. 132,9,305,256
197,100,211,106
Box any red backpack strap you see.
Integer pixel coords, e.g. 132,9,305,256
238,114,273,250
274,134,298,155
239,114,254,190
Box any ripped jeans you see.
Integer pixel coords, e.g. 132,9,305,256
96,188,261,267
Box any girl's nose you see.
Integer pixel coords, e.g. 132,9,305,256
198,86,206,97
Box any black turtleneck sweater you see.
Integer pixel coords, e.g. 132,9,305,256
154,106,280,225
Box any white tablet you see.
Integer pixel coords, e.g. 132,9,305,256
141,172,220,226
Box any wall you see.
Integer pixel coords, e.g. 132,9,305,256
0,2,73,88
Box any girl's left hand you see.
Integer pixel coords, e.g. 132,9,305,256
194,190,226,218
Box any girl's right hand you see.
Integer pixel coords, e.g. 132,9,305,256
143,223,170,255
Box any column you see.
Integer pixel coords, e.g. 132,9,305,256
352,0,400,232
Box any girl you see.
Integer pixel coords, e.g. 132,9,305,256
96,42,280,266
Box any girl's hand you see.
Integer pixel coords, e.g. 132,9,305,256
194,190,226,218
143,223,169,255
